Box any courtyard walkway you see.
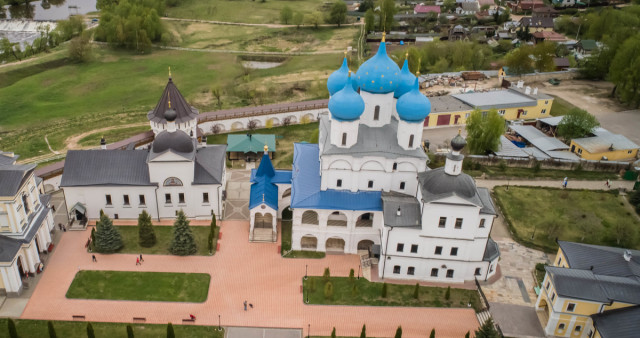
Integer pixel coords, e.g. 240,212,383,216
21,220,479,337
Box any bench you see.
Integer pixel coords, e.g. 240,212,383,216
72,315,86,321
132,317,146,323
182,318,195,324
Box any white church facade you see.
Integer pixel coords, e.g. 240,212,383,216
250,36,500,283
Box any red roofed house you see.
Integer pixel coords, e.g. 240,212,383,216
532,31,567,44
414,4,441,14
508,0,545,13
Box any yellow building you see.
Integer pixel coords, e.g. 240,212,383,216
0,151,55,296
570,128,639,161
535,241,640,338
424,95,473,128
449,87,554,122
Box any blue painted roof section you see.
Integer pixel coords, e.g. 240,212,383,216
250,170,292,184
291,143,382,211
249,152,289,210
394,59,416,98
328,76,365,122
255,152,275,178
327,58,350,95
355,42,401,94
396,78,431,123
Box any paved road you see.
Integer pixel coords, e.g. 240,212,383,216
161,17,364,29
476,178,635,191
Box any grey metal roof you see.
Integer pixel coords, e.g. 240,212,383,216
522,147,550,160
509,87,554,100
546,266,611,303
545,150,580,161
61,150,153,187
429,95,473,114
193,145,227,185
573,128,639,154
477,187,496,215
147,78,198,124
0,163,35,197
452,90,537,110
0,152,18,165
149,131,196,161
519,16,554,28
381,191,422,228
418,167,483,207
538,116,564,127
591,305,640,338
319,114,427,160
0,235,21,263
509,125,569,151
558,241,640,278
483,238,500,261
495,135,529,158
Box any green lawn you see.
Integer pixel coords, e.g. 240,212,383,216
549,95,577,116
208,122,319,169
304,277,481,311
493,186,640,253
0,318,224,338
114,225,217,256
280,220,325,258
165,0,328,24
66,270,210,302
78,125,151,147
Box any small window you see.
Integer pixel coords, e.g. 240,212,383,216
628,150,633,154
454,218,463,229
479,219,485,228
368,180,373,188
399,182,406,190
578,148,582,154
522,110,528,116
474,268,481,276
545,100,549,104
545,281,550,290
410,244,418,253
393,265,401,274
341,133,347,146
558,323,565,330
396,243,404,252
203,192,209,204
165,194,171,204
438,217,446,228
373,105,380,120
179,193,185,204
106,195,112,205
407,267,415,275
392,162,397,170
408,135,415,148
123,195,130,206
498,109,506,115
557,257,562,266
574,326,582,333
113,214,119,219
541,109,547,114
431,268,439,277
551,292,556,302
450,247,458,256
465,113,470,118
139,195,145,205
446,269,454,278
566,303,575,312
337,179,342,187
434,246,442,255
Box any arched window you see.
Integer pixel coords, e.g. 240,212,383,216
163,177,183,186
22,194,30,214
373,106,380,120
408,135,415,148
341,133,347,146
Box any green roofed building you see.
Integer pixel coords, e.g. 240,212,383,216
226,134,276,162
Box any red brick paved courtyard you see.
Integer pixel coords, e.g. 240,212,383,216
21,220,479,337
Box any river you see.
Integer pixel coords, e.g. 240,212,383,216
1,0,97,21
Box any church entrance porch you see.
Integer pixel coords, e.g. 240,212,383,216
325,237,345,253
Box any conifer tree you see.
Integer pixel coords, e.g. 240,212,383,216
394,326,402,338
465,331,470,338
360,324,366,338
48,320,57,338
7,318,18,338
169,210,197,256
331,327,336,338
323,267,331,282
87,322,95,338
349,268,355,282
208,213,216,253
445,286,451,300
167,323,175,338
429,328,436,338
90,227,96,251
324,281,334,299
94,213,123,253
475,318,500,338
127,325,134,338
381,282,388,298
413,283,420,299
137,210,156,247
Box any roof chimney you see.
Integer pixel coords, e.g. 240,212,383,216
100,137,106,150
396,207,401,216
624,250,632,262
533,87,538,95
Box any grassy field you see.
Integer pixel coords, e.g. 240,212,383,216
304,277,481,311
78,125,151,147
114,225,217,256
0,319,224,338
549,95,577,116
207,122,319,169
165,21,358,53
165,0,329,24
494,186,640,253
66,270,210,302
280,220,325,258
0,46,340,160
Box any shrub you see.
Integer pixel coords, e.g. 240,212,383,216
48,321,57,338
413,283,420,299
331,327,336,338
324,281,334,299
138,210,156,248
349,268,355,282
360,324,366,338
498,160,507,171
429,328,436,338
445,286,451,300
395,326,402,338
323,267,331,282
381,282,388,298
127,325,134,338
167,323,175,338
8,318,17,338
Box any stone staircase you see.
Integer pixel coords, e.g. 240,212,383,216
251,229,275,242
476,309,492,326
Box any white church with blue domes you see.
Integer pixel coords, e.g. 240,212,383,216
249,37,500,283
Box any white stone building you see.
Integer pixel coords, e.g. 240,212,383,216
0,151,55,296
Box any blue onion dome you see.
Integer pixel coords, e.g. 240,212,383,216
394,57,416,98
396,78,431,123
328,74,365,122
355,38,401,94
327,57,349,96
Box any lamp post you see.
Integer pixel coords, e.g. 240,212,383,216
357,264,361,280
305,264,308,280
218,314,221,331
306,288,309,304
308,324,310,338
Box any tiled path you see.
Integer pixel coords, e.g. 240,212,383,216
21,220,479,338
225,171,251,220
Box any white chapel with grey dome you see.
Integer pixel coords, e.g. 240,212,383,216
250,36,500,283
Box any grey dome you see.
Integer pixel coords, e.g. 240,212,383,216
420,168,476,198
164,108,177,122
451,134,467,151
152,130,194,154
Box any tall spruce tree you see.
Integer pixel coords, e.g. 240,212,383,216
394,326,402,338
137,210,156,247
48,320,57,338
475,318,500,338
360,324,366,338
94,213,123,253
169,210,197,256
208,213,216,253
429,328,436,338
331,327,336,338
167,323,175,338
127,324,134,338
7,318,18,338
87,322,95,338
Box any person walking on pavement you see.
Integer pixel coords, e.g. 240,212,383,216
563,177,568,188
136,257,141,266
92,255,97,262
244,300,247,311
139,254,144,263
606,179,610,188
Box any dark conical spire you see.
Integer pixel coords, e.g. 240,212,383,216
147,73,199,124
